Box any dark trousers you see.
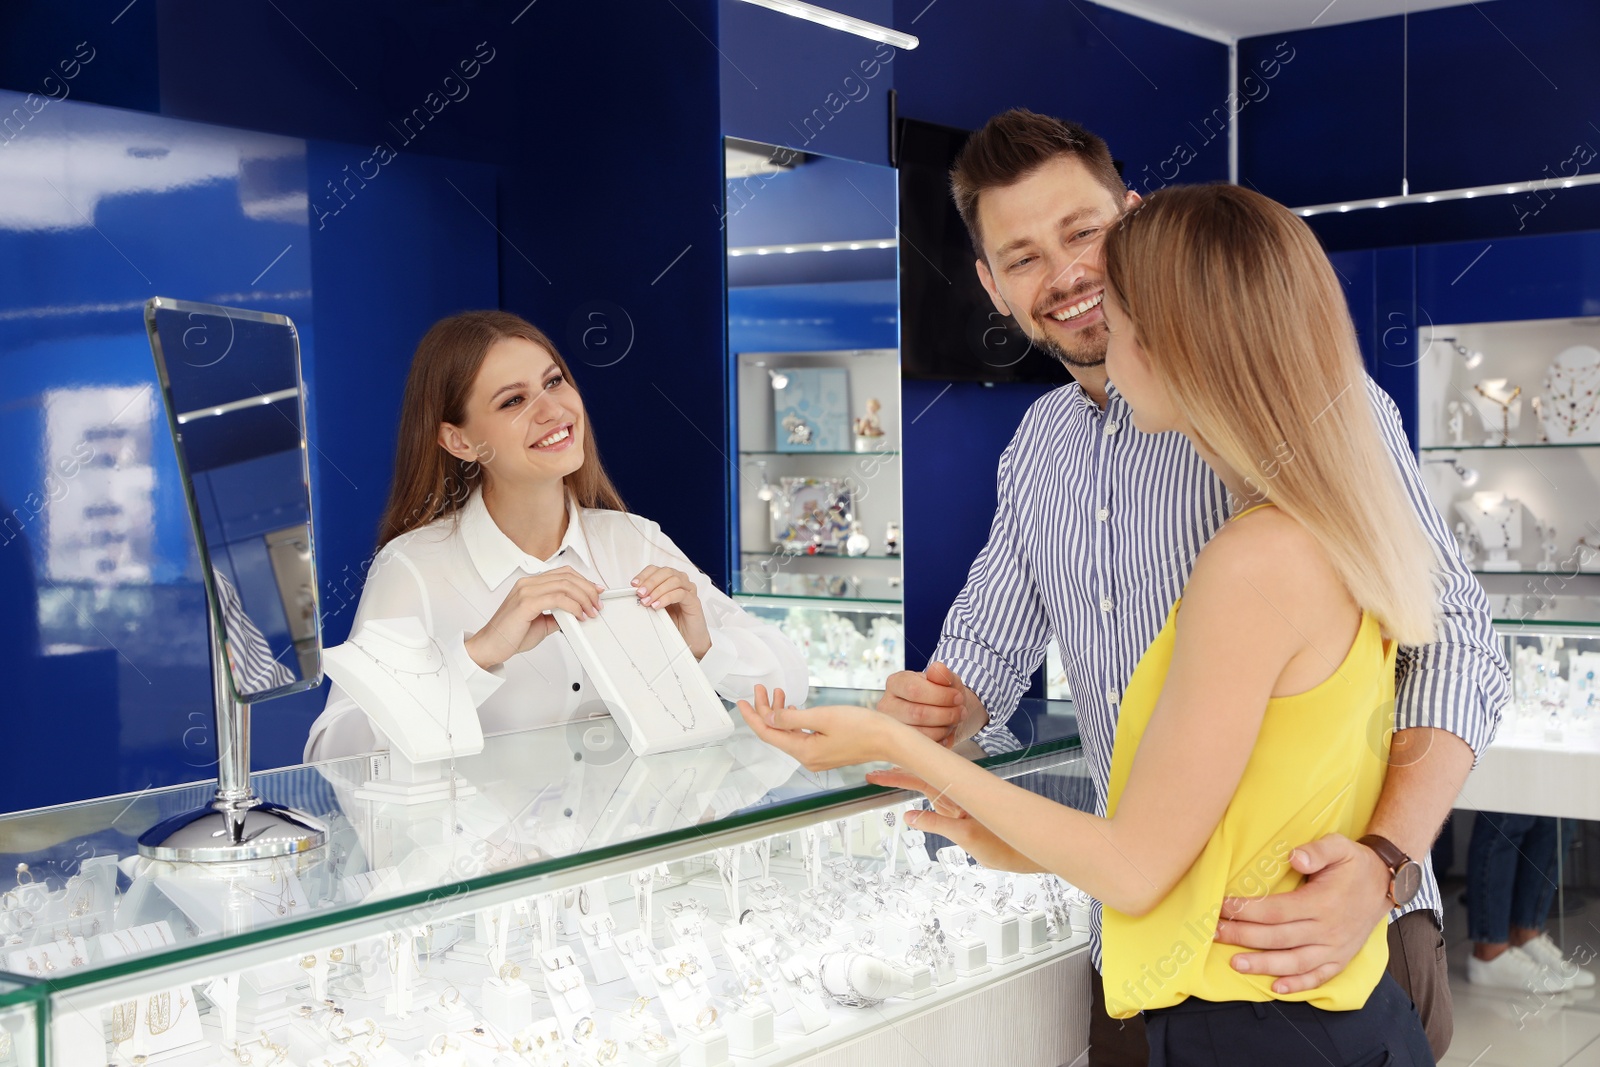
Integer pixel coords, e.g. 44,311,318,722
1141,973,1433,1066
1088,910,1451,1066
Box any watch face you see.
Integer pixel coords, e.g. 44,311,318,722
1394,861,1424,906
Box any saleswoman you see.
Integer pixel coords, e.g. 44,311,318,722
741,186,1438,1065
305,310,807,760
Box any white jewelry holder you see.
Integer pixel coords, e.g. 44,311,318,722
482,973,535,1043
667,916,717,979
579,911,629,985
200,973,239,1051
1457,492,1524,571
1014,907,1050,954
775,957,831,1034
382,929,421,1026
899,825,932,873
725,999,777,1058
653,947,715,1034
325,618,484,805
676,1022,730,1067
950,933,990,977
614,929,661,997
540,946,598,1036
536,893,560,953
554,590,734,756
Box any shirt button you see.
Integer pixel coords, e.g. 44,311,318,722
1103,421,1120,436
1100,597,1114,613
1106,687,1120,705
1097,506,1109,522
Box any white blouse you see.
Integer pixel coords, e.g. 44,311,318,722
304,491,808,761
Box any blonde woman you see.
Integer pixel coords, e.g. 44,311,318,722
742,185,1438,1065
306,311,806,760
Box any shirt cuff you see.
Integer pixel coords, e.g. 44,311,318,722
695,627,739,692
935,639,1024,729
449,630,507,708
1394,667,1503,763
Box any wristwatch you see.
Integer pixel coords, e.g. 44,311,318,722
1358,835,1423,907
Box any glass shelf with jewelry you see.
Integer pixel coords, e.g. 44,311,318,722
1487,594,1600,743
730,338,906,692
1417,319,1600,596
0,700,1092,1066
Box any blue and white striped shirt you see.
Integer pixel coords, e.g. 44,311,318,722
936,375,1509,969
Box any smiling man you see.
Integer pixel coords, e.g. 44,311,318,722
875,110,1508,1065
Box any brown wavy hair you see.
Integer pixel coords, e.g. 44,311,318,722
1104,184,1439,646
376,310,626,547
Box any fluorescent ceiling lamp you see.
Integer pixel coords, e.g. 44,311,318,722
732,0,918,50
1294,171,1600,218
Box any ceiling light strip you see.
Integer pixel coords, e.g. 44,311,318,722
177,386,300,425
728,238,898,257
1294,171,1600,217
731,0,918,50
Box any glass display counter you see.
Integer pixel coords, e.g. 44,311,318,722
0,692,1088,1066
1457,595,1600,823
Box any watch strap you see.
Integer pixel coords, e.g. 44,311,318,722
1358,834,1411,874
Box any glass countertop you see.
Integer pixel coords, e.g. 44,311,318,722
0,688,1079,990
1489,593,1600,633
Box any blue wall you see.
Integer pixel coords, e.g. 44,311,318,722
0,0,726,812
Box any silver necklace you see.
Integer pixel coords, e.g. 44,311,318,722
349,638,455,742
594,608,698,732
350,637,458,802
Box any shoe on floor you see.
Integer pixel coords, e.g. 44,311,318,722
1519,933,1598,989
1467,945,1578,993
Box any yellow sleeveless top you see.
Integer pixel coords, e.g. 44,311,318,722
1101,508,1398,1018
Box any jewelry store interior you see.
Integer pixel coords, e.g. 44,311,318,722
0,1,1598,1065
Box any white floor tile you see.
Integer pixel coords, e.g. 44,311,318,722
1559,1036,1600,1066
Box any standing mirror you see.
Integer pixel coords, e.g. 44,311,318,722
137,298,327,861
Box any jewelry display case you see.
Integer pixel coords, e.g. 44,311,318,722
732,347,905,691
1417,317,1600,596
0,695,1090,1066
1458,595,1600,823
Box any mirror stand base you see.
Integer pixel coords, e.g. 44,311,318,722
137,798,327,862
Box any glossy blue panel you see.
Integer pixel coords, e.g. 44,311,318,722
729,281,899,353
1237,21,1404,206
1240,0,1600,210
0,92,313,811
719,0,898,166
1417,228,1600,324
892,0,1229,191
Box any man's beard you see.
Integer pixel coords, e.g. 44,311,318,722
1033,318,1108,369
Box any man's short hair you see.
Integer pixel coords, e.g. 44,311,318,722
949,109,1125,257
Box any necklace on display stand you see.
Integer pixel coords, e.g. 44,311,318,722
1473,382,1522,445
352,634,462,805
594,609,698,733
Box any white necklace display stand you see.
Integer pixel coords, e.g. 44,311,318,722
1455,492,1525,571
555,590,733,756
324,618,484,805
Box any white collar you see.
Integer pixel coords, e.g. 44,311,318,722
459,488,593,589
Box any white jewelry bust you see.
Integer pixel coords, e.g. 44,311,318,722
323,617,485,764
1454,492,1523,571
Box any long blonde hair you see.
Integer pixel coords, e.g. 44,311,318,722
1104,183,1439,645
